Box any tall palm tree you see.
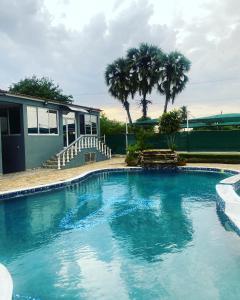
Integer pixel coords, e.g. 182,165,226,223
158,51,191,113
127,43,164,118
105,58,135,125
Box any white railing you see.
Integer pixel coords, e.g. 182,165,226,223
56,135,112,170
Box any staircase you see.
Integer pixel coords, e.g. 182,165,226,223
43,135,111,170
140,149,178,168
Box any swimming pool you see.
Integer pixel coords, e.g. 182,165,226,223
1,170,240,300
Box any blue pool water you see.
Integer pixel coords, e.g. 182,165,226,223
1,170,240,300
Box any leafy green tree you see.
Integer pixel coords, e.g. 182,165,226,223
160,109,182,150
9,75,73,103
105,58,136,125
127,43,164,118
100,114,126,135
158,52,191,113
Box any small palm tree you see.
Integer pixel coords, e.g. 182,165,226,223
127,43,164,118
179,106,188,122
158,51,191,113
105,58,136,125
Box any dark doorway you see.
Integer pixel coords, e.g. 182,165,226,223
0,104,25,174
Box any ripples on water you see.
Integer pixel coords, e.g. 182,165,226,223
1,170,240,300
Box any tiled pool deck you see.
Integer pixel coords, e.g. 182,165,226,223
0,157,240,193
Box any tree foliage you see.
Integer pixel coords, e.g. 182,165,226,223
105,43,191,120
105,58,136,125
179,106,188,122
159,110,182,150
100,114,126,135
157,52,191,113
127,44,164,118
9,75,73,103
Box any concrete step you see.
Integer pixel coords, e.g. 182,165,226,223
42,164,58,169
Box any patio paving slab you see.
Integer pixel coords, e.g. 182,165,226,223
0,158,239,193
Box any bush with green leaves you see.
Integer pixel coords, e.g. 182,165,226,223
100,114,126,135
159,110,181,150
125,144,141,166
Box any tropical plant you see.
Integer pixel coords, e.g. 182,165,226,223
157,51,191,113
160,110,182,150
127,43,164,118
125,144,141,166
9,75,73,103
179,106,188,122
105,58,136,125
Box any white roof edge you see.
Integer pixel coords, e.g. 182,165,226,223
2,93,100,112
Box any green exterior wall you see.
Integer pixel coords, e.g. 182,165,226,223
22,103,64,169
0,94,101,173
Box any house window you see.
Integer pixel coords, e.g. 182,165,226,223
79,114,98,135
85,115,92,134
91,115,97,135
27,106,58,135
49,110,58,134
38,108,49,134
27,106,38,134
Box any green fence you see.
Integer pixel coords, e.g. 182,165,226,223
106,130,240,154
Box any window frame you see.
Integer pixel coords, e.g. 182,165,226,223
80,113,98,136
27,106,59,136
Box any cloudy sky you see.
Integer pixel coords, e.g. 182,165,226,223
0,0,239,121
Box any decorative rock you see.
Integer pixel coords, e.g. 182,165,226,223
140,149,179,168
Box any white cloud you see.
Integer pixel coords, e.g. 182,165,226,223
0,0,239,121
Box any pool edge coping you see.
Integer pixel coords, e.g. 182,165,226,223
0,165,239,201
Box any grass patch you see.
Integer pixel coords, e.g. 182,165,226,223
179,152,240,164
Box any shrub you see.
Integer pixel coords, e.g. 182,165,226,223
159,110,181,150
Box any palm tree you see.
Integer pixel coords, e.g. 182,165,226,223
127,43,164,118
179,106,188,122
105,58,135,125
158,51,191,113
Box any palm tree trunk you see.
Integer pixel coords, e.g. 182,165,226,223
142,96,147,118
164,96,169,113
123,101,133,125
126,107,132,125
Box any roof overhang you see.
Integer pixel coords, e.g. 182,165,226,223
0,92,101,112
63,104,89,113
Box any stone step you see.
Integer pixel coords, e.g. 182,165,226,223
142,149,173,154
142,153,177,158
142,160,177,164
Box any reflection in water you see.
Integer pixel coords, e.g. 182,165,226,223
1,170,239,300
0,173,105,261
110,173,193,261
